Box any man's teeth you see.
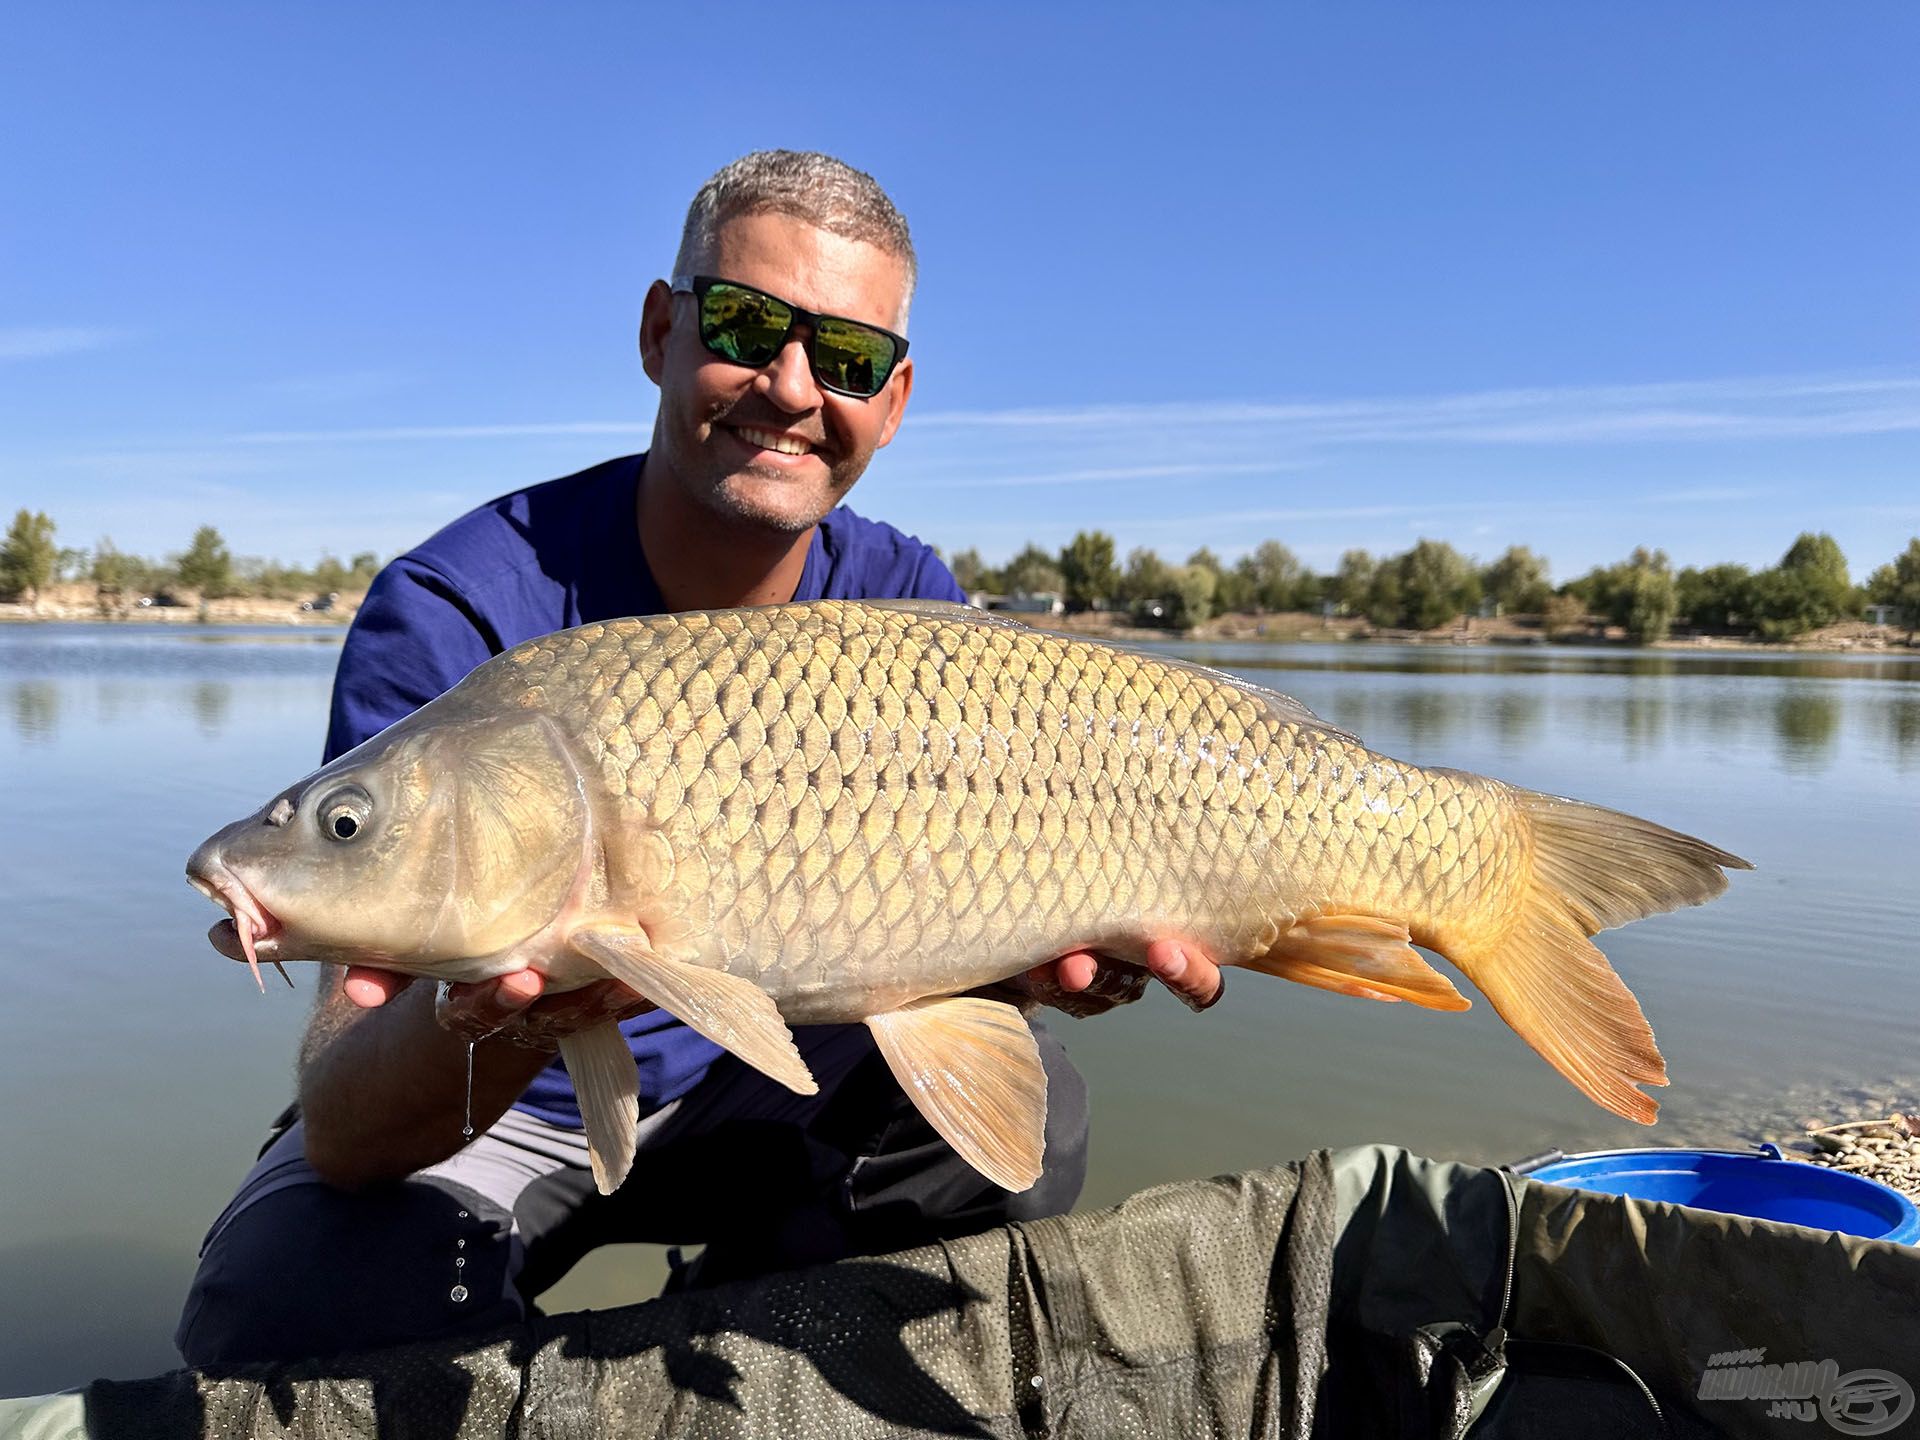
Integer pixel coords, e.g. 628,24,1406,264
735,426,813,456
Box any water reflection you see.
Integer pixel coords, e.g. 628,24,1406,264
1773,693,1842,771
1489,693,1543,747
1392,691,1466,745
1170,641,1920,686
1621,694,1670,757
9,682,58,742
190,682,233,735
1887,700,1920,769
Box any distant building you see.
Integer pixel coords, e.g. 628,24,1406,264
984,590,1066,616
1867,603,1895,626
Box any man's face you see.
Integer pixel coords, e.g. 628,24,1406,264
641,211,915,535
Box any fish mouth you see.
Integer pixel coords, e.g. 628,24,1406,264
187,864,291,992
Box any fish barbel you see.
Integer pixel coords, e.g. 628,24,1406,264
187,600,1749,1194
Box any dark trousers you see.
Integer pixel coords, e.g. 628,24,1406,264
175,1023,1088,1368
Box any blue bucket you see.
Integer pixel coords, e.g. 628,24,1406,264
1520,1145,1920,1245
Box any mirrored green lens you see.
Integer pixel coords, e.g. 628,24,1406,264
700,283,791,366
814,319,896,396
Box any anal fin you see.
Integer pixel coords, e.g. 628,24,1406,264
557,1021,640,1195
1246,913,1471,1011
572,924,817,1097
866,997,1047,1194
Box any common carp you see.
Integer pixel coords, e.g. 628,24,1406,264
187,599,1749,1194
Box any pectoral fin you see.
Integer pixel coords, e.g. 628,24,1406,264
571,925,817,1096
1246,913,1471,1011
865,997,1048,1193
556,1021,640,1195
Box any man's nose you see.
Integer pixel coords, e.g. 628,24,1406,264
757,331,823,412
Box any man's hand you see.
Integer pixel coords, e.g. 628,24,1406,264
340,967,654,1048
1023,939,1225,1018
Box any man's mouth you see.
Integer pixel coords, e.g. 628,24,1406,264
727,424,817,458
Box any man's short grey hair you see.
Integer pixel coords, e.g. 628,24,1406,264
674,150,917,326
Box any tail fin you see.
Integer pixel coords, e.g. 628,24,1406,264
1448,790,1751,1124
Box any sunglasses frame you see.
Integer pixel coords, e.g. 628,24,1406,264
669,274,909,399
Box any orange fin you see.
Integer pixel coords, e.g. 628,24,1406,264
1427,787,1742,1127
572,924,817,1098
1449,904,1668,1124
556,1020,640,1195
1246,914,1471,1011
866,997,1047,1193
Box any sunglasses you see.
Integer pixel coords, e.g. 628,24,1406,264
670,275,908,399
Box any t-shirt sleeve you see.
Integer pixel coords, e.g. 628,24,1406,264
907,548,968,604
323,558,498,762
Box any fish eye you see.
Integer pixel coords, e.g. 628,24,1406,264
316,785,373,843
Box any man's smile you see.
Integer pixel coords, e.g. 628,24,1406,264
721,423,821,460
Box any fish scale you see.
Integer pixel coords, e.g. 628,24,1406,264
190,598,1748,1195
499,604,1488,1011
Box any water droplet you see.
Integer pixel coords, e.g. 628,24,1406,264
456,1238,466,1249
455,1257,465,1269
450,1284,469,1303
1030,1375,1045,1391
457,1211,469,1220
462,1040,476,1138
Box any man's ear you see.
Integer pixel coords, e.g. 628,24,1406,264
875,355,914,449
638,278,675,385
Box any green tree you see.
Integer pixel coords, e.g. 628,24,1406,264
0,509,58,604
1865,538,1920,640
1329,549,1375,616
1543,592,1591,640
1617,547,1677,643
1480,546,1552,615
1395,539,1479,630
349,552,381,582
1363,561,1403,628
175,525,235,598
1233,539,1308,612
1003,543,1064,597
947,547,989,593
1057,530,1117,610
1169,563,1217,627
1213,561,1254,613
1675,563,1752,632
1746,532,1855,640
313,554,350,594
1118,547,1173,620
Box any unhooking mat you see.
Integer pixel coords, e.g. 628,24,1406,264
6,1145,1918,1439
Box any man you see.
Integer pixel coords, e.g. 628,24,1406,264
177,151,1219,1367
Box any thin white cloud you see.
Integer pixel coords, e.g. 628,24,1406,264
906,372,1920,447
0,326,126,361
912,460,1308,490
224,421,648,444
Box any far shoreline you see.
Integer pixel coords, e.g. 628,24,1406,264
4,596,1912,655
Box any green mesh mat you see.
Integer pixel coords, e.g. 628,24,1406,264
11,1146,1917,1439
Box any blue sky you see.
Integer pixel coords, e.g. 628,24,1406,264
3,4,1917,584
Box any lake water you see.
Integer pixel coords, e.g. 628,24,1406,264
3,623,1917,1393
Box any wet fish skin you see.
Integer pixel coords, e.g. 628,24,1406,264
188,599,1749,1195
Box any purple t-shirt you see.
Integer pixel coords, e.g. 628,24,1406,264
322,453,965,1127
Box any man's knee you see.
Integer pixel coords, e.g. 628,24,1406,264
175,1177,517,1369
837,1021,1091,1242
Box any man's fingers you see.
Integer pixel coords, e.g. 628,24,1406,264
433,971,547,1039
1041,952,1100,993
1145,940,1225,1012
342,967,413,1009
